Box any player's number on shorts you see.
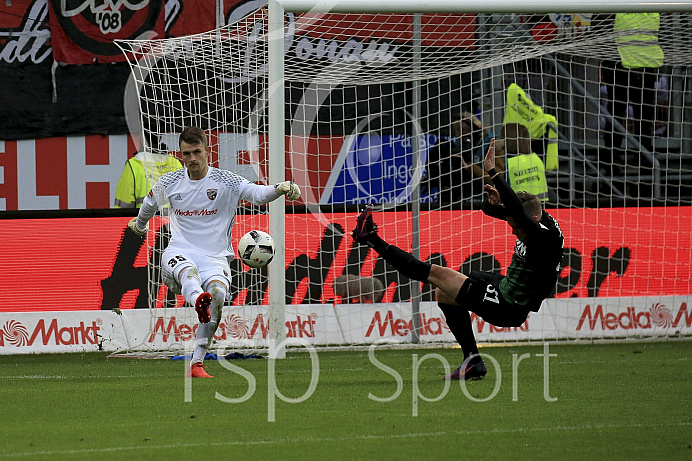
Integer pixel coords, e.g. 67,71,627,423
483,284,500,304
167,255,186,268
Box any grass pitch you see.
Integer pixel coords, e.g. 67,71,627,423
0,341,691,460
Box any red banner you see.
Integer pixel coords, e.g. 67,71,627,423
0,208,690,313
48,0,166,64
0,0,52,64
295,13,476,48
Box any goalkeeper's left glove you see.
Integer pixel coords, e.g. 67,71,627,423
128,217,148,236
275,181,301,200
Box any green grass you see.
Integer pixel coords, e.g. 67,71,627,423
1,341,691,460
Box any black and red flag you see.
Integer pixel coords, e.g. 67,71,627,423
48,0,166,64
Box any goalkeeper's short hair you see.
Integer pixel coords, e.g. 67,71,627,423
180,126,208,148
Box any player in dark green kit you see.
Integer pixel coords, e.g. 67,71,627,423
352,139,564,380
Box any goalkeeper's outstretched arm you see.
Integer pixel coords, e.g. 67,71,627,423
240,180,302,205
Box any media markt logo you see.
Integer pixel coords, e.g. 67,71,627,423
0,318,102,347
50,0,163,57
0,320,30,346
649,302,674,327
224,314,249,339
577,302,691,331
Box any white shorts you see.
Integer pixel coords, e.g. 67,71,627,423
161,248,232,295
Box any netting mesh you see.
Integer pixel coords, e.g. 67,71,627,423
115,9,692,353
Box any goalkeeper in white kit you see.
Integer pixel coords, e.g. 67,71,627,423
128,126,301,378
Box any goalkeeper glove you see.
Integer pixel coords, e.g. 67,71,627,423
275,181,301,200
128,217,148,236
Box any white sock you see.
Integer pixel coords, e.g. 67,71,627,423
180,267,203,306
191,282,227,363
191,322,213,364
206,282,227,348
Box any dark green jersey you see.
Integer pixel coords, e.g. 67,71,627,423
482,174,564,311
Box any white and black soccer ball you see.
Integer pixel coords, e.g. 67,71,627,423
237,230,275,268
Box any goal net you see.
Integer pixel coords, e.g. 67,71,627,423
114,5,692,355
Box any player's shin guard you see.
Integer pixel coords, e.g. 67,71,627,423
180,267,204,306
438,303,479,358
445,279,480,357
206,282,227,348
191,321,213,364
377,244,431,282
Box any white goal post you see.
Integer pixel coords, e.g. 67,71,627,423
114,0,692,357
275,0,692,14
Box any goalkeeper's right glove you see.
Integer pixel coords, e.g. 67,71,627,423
275,181,301,201
128,217,148,236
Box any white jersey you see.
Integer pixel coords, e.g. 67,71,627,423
137,166,280,258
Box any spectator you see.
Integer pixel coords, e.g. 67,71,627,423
503,83,559,171
502,123,550,202
654,74,670,137
114,142,183,208
601,13,664,175
424,112,504,207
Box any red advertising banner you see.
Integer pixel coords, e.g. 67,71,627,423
0,208,690,313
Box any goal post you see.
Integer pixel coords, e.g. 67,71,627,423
114,1,692,356
268,0,288,359
275,0,692,14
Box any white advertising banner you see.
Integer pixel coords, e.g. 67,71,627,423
0,296,690,355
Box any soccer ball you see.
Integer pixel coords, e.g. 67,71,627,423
237,230,275,268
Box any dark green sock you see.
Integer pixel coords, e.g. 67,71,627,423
366,236,431,282
438,302,479,358
364,233,390,254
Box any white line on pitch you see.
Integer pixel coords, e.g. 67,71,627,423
1,421,690,458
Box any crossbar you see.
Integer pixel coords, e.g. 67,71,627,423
277,0,692,14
